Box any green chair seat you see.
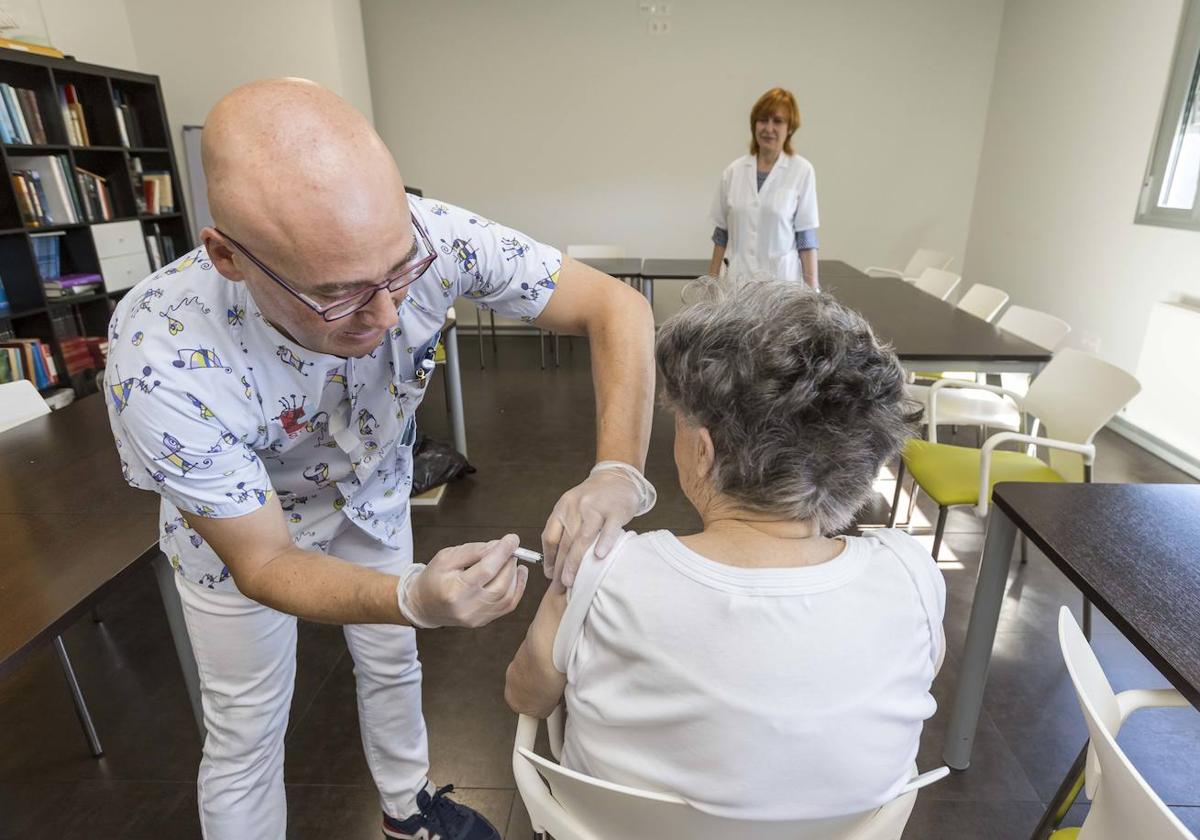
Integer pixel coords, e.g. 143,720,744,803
902,438,1065,508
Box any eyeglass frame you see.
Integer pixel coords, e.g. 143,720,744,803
213,214,437,322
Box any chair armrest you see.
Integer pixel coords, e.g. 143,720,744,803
548,705,566,761
899,766,951,794
515,713,539,752
926,380,1025,442
1116,688,1189,725
864,266,903,278
975,433,1095,516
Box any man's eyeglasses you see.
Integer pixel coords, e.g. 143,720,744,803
214,215,437,322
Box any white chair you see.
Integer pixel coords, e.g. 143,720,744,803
997,304,1072,354
912,268,961,301
864,248,953,282
513,710,948,840
892,349,1141,564
955,283,1010,323
1054,608,1195,840
0,380,104,757
905,303,1070,436
0,379,50,432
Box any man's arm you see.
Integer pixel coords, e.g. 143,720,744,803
531,257,656,584
184,498,526,627
505,581,569,717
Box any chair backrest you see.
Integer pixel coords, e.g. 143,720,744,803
956,283,1010,322
1024,349,1140,481
1058,609,1196,840
567,244,626,259
0,379,50,433
514,744,942,840
996,305,1071,352
913,267,961,300
902,249,953,278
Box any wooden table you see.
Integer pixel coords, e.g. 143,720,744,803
945,482,1200,770
638,258,711,308
0,394,175,755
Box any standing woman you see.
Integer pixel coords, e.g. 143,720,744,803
709,87,820,288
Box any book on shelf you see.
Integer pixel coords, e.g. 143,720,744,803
58,83,91,146
31,230,64,279
0,83,31,143
16,87,46,144
138,167,175,214
0,38,66,59
145,222,176,270
0,337,57,388
129,156,146,213
11,168,57,226
44,272,103,297
0,273,9,314
112,89,142,147
57,337,94,377
74,166,113,222
12,156,81,225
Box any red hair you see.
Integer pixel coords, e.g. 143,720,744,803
749,88,801,155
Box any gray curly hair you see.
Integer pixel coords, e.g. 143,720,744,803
656,277,917,533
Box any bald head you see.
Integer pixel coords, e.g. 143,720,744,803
203,79,407,266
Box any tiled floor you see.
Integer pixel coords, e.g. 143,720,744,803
1,335,1197,839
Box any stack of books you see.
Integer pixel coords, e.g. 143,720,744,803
112,89,142,147
43,273,103,299
75,167,113,221
58,83,90,146
57,336,96,377
0,83,47,144
0,337,59,387
10,156,82,226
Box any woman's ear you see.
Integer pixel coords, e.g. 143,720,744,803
695,426,716,480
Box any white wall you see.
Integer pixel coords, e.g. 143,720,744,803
963,0,1200,372
118,0,374,221
362,0,1004,274
39,0,139,70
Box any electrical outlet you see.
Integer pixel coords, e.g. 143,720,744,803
648,18,671,34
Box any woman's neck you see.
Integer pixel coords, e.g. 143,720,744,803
757,149,781,171
676,497,843,569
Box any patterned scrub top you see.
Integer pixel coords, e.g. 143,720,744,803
105,197,561,590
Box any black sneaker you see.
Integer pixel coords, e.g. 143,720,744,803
382,784,501,840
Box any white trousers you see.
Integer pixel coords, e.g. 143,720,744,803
176,516,426,839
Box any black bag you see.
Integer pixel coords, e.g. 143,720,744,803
410,435,475,495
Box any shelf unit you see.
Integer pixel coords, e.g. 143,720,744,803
0,49,191,396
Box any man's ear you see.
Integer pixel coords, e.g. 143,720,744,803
202,227,245,282
695,426,716,480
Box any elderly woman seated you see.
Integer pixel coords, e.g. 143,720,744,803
505,278,945,821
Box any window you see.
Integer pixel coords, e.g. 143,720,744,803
1138,1,1200,229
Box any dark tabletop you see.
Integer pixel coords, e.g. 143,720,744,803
575,257,644,278
0,394,159,679
993,482,1200,706
639,258,711,279
820,261,1050,366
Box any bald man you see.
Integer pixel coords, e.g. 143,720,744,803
104,79,654,840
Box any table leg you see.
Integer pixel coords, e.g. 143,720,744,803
944,507,1018,769
152,553,206,741
443,321,468,459
54,635,103,757
1029,744,1087,839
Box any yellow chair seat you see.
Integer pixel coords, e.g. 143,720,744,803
1049,830,1080,839
902,438,1065,508
913,370,976,381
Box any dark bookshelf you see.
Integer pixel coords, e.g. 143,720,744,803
0,49,191,396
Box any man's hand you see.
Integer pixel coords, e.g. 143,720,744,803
397,534,528,628
541,465,654,586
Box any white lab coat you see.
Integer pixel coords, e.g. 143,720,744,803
710,153,819,282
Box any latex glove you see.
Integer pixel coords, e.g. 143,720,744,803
541,462,655,587
396,534,528,628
